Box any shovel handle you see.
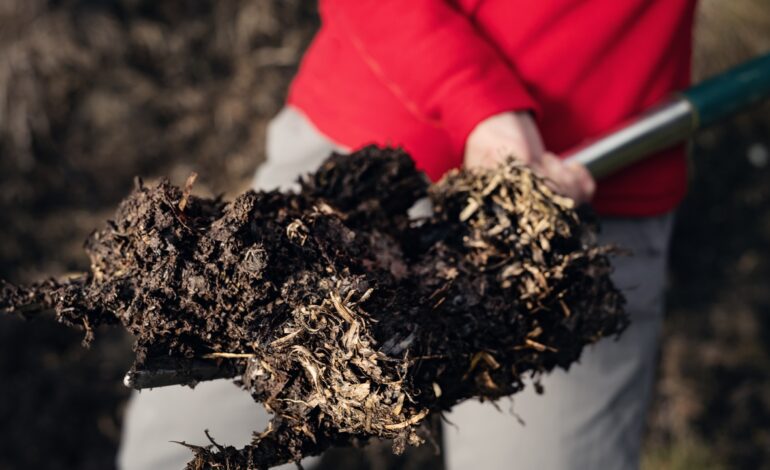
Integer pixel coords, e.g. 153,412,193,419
565,53,770,179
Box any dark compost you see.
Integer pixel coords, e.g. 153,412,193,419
1,146,627,469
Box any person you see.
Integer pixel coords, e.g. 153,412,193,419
120,1,697,468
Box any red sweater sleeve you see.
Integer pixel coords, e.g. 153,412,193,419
320,0,539,156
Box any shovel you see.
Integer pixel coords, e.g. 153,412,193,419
565,52,770,176
125,52,770,390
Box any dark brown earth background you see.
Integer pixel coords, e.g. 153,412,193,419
0,1,768,469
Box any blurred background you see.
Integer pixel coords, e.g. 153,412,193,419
0,1,768,469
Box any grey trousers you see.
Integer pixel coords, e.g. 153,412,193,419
118,107,673,470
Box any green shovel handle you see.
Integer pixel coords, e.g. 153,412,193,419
564,53,770,179
684,53,770,128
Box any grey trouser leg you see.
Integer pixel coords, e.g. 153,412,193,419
444,214,674,470
117,107,338,470
118,381,267,469
253,107,346,192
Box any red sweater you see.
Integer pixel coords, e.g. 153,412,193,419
288,0,697,216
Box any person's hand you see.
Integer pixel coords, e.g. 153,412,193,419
464,111,595,204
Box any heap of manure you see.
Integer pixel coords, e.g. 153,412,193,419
0,145,627,469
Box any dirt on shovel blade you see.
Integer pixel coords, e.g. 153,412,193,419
0,145,627,469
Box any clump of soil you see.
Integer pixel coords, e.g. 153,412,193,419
1,146,626,469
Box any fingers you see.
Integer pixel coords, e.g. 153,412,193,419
465,141,534,170
565,159,596,202
464,112,544,169
461,111,596,204
538,153,596,204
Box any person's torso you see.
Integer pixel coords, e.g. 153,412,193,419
289,0,698,215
